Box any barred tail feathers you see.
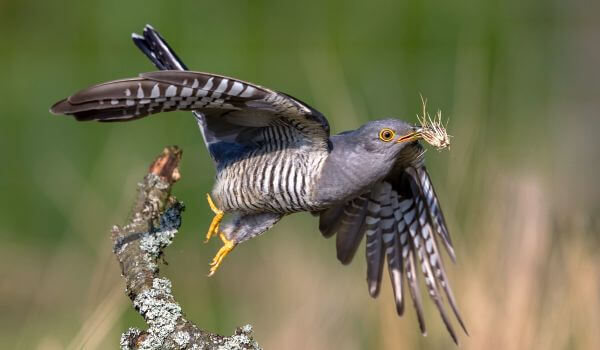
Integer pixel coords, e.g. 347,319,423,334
132,25,215,157
132,25,188,71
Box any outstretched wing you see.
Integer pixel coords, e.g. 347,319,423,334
318,165,467,344
50,70,330,164
51,25,330,166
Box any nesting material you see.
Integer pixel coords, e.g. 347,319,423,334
417,97,451,150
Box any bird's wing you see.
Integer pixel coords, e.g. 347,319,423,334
50,70,331,165
318,166,467,344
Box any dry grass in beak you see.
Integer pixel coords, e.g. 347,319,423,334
417,96,451,150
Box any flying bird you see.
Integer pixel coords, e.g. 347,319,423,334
50,25,467,343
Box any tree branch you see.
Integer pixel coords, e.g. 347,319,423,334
112,146,261,350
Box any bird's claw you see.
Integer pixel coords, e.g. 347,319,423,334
207,233,236,276
205,193,224,243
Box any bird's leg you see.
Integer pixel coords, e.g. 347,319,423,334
205,193,224,243
206,212,283,276
208,233,237,276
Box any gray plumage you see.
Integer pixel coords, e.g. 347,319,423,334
50,25,467,344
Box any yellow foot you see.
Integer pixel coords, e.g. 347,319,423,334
208,233,236,276
205,193,224,243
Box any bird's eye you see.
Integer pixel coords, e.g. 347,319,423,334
379,128,395,142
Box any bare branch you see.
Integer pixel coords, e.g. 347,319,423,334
112,146,261,350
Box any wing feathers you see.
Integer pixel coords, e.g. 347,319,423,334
51,70,331,153
52,25,332,169
408,167,469,336
416,167,456,261
405,248,427,335
66,78,147,104
412,192,459,344
335,194,369,264
365,183,389,297
318,205,345,238
325,166,466,343
140,71,268,100
384,190,405,315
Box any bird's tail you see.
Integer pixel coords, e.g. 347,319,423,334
51,25,197,122
132,25,212,148
132,25,188,71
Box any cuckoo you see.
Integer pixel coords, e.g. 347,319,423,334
50,25,467,343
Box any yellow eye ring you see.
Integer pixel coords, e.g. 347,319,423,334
379,128,396,142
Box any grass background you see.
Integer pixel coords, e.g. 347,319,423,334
1,0,599,349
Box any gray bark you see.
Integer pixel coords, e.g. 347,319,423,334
112,146,261,350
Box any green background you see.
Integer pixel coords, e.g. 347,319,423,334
1,0,599,349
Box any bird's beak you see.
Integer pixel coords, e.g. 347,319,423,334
396,128,423,143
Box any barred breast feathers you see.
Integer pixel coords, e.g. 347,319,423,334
212,125,328,214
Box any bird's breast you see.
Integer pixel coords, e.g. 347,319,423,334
312,151,390,207
212,147,328,214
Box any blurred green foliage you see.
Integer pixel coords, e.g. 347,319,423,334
1,0,598,349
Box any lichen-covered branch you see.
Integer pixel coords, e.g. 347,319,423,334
112,146,261,350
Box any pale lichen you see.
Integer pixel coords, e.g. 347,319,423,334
217,325,262,350
114,147,261,349
133,278,182,350
120,328,143,350
173,331,191,347
139,202,183,271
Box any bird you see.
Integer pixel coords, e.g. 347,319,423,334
50,25,467,343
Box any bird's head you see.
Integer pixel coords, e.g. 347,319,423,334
355,119,424,161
